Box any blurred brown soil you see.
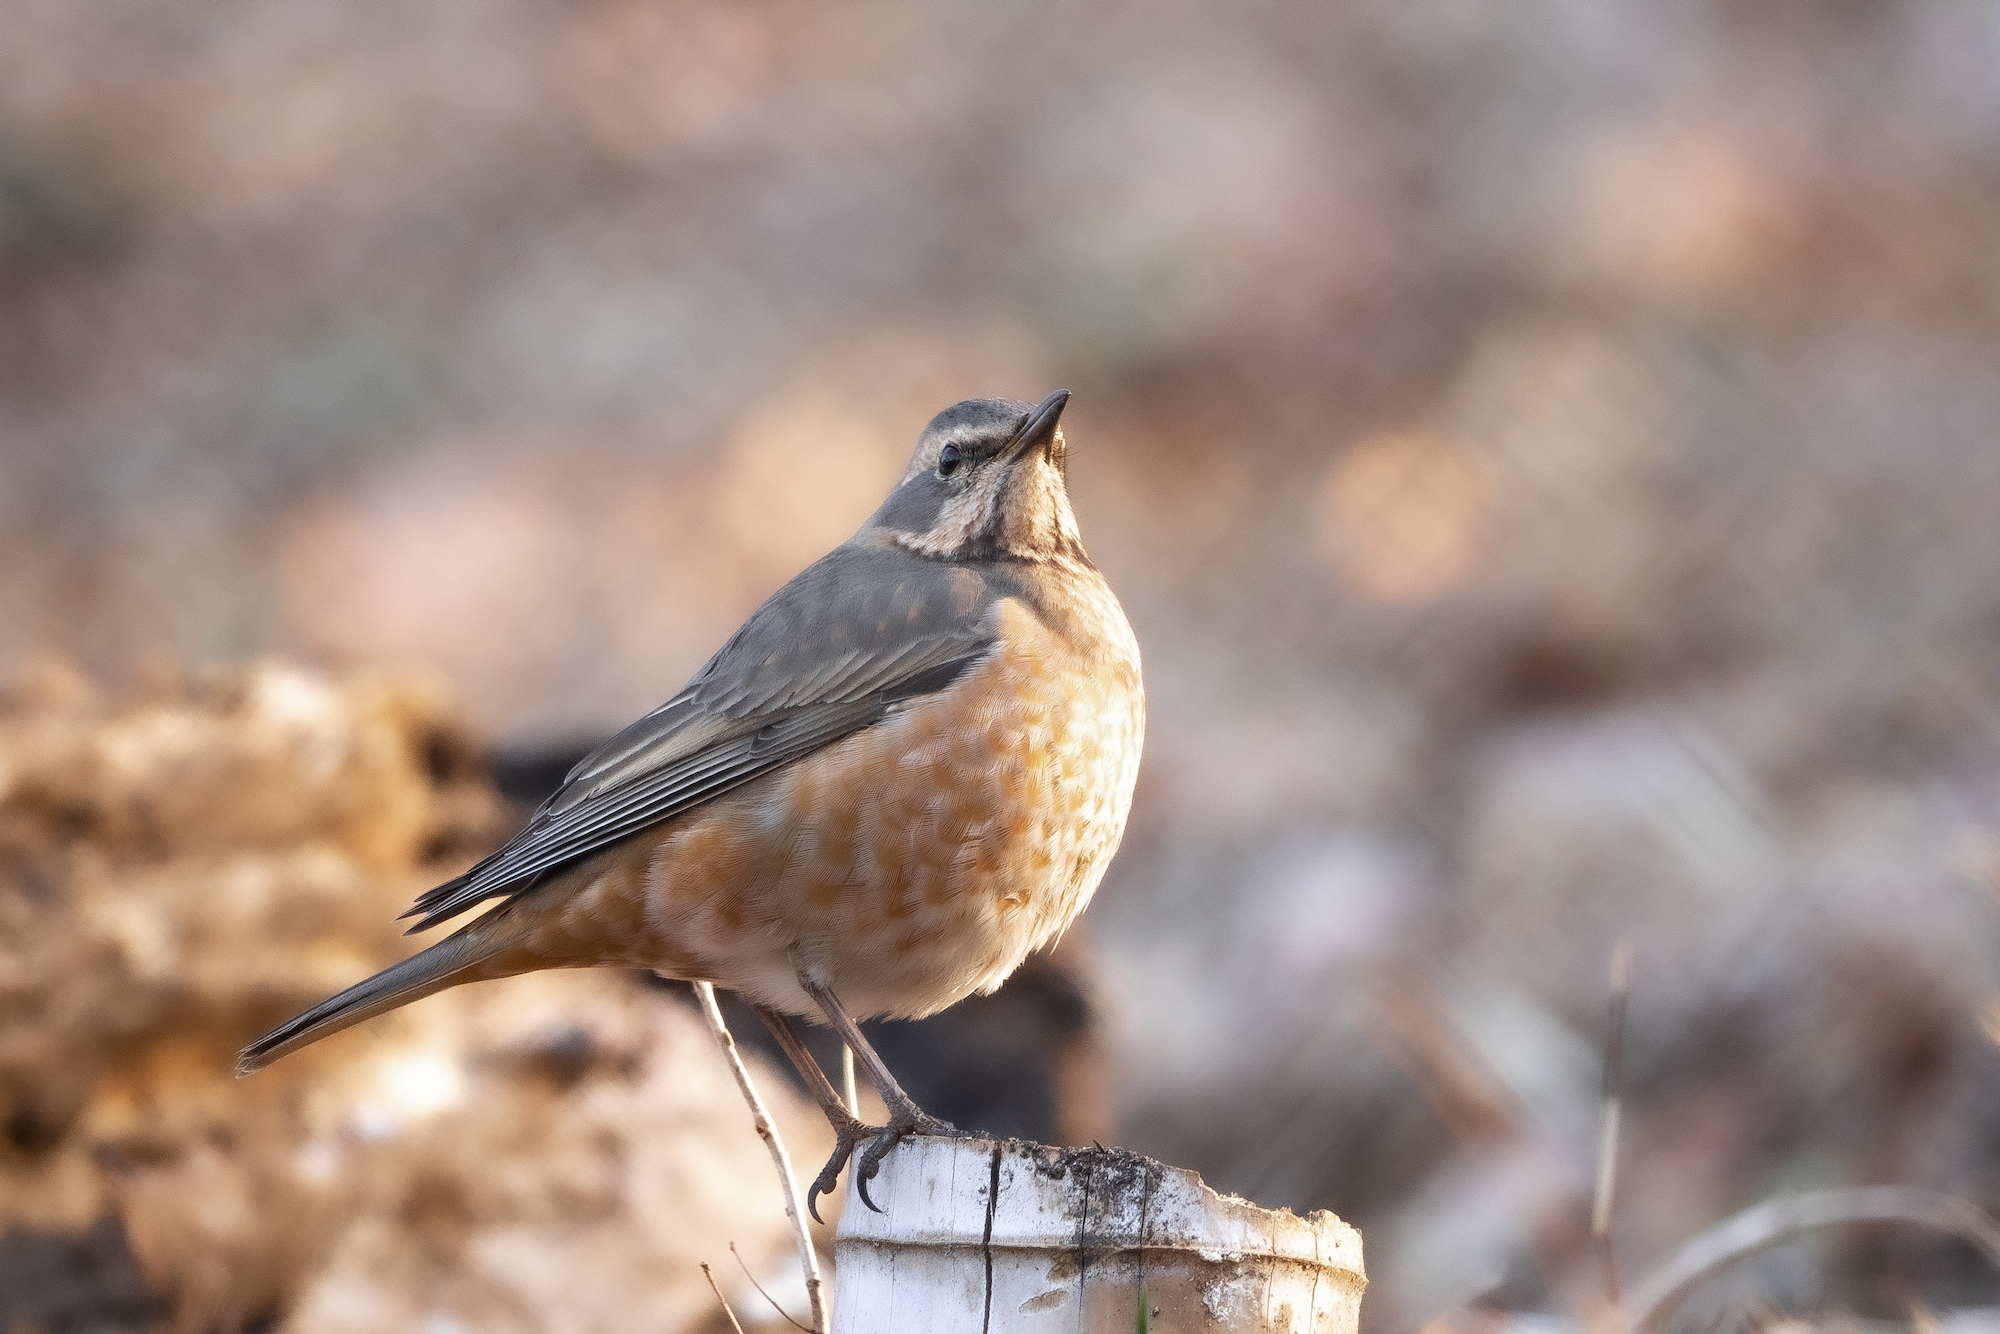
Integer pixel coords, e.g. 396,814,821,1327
0,659,827,1334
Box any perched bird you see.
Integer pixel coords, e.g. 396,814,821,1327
238,390,1144,1215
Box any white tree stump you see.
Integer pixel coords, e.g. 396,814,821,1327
832,1137,1364,1332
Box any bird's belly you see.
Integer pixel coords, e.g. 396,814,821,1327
590,608,1144,1019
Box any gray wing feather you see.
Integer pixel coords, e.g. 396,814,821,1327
403,544,1008,932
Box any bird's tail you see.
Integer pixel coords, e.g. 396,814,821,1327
236,926,502,1075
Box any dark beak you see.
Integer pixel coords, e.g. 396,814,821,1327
1003,389,1070,462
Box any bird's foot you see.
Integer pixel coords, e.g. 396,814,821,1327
851,1108,966,1212
807,1114,872,1225
807,1108,968,1220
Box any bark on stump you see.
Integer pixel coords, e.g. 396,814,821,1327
831,1137,1364,1332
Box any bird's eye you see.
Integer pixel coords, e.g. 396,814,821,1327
936,443,962,478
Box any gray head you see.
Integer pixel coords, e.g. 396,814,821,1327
865,390,1088,564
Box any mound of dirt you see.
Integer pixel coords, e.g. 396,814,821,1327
0,661,828,1334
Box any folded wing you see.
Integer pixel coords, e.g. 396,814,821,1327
402,544,1008,932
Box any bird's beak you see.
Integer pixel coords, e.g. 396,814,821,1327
1003,389,1070,463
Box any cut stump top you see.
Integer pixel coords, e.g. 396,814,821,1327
832,1136,1364,1333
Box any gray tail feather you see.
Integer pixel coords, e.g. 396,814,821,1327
236,933,488,1075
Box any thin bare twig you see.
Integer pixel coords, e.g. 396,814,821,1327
1622,1186,2000,1332
841,1043,859,1119
700,1262,747,1334
733,1240,812,1334
694,980,829,1334
1592,938,1632,1306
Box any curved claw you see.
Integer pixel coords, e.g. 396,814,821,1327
854,1145,884,1212
851,1120,914,1213
805,1111,972,1221
851,1110,966,1211
854,1125,904,1206
807,1119,870,1224
805,1164,835,1226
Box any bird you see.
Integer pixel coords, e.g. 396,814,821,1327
237,389,1145,1218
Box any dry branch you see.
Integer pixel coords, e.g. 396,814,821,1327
694,980,829,1334
1623,1186,2000,1332
1593,938,1632,1305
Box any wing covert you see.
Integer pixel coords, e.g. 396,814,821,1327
402,544,1011,932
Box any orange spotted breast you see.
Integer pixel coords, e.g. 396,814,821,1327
488,556,1144,1021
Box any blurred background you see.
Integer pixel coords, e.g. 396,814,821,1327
5,1,2000,1331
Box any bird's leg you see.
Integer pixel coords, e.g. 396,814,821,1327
751,1003,853,1125
750,1004,871,1224
798,978,968,1202
798,978,950,1131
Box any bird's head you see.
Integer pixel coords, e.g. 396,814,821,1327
866,390,1087,564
